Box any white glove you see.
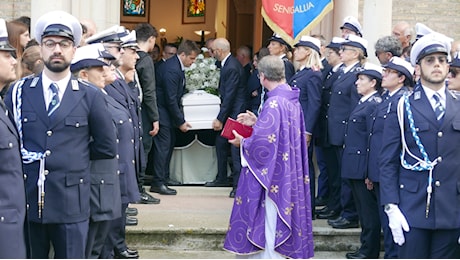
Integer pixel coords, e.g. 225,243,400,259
385,203,410,246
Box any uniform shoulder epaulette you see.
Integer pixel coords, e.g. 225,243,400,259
76,78,98,90
448,89,460,99
369,96,382,103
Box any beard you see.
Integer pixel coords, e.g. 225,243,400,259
44,55,71,73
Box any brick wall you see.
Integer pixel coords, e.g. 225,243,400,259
0,0,31,21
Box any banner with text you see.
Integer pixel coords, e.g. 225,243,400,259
262,0,333,46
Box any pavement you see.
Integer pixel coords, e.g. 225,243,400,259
125,186,364,259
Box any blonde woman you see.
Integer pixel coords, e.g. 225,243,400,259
288,35,323,220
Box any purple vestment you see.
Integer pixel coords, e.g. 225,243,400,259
223,83,314,259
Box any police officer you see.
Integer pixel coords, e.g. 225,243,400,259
342,63,383,259
380,32,460,258
5,11,117,258
70,43,123,259
367,56,413,258
0,18,27,259
267,33,295,82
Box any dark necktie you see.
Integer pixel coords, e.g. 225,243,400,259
48,83,60,116
432,93,445,123
0,98,7,116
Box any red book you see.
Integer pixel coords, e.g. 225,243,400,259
220,118,253,140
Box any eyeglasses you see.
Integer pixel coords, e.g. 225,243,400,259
42,39,73,50
340,46,356,52
422,55,448,65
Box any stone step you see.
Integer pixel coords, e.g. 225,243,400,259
125,187,374,254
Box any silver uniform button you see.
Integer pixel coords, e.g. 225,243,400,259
23,174,27,180
44,170,49,175
357,150,361,154
117,170,120,175
415,127,419,132
129,118,132,123
437,132,443,137
116,154,120,159
23,118,28,122
76,123,80,127
101,180,104,184
45,150,51,156
131,139,134,143
400,184,404,189
437,156,442,162
435,180,441,187
352,119,356,122
116,139,120,143
47,130,52,136
8,142,13,148
338,91,342,94
0,217,4,222
119,120,123,124
79,179,83,184
132,160,135,164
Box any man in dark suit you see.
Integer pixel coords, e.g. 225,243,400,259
149,39,199,195
134,23,161,201
380,32,460,258
5,11,117,258
206,37,246,198
0,18,27,259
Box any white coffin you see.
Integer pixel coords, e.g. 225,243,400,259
182,90,221,130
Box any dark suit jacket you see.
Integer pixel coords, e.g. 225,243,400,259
0,98,26,258
105,78,145,176
341,92,381,179
5,76,117,223
367,87,408,182
289,67,322,134
217,55,246,123
246,68,262,113
136,51,159,124
380,84,460,229
156,55,186,128
327,63,361,146
282,56,295,82
315,65,341,146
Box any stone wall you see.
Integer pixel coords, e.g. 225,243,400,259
0,0,31,21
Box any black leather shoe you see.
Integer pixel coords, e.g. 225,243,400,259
126,216,138,226
167,179,182,186
115,250,138,259
316,210,339,219
316,206,330,214
204,180,231,187
315,196,329,207
134,192,161,204
327,216,343,225
331,218,359,229
150,184,177,195
346,251,368,259
125,207,138,216
229,188,236,198
126,248,138,255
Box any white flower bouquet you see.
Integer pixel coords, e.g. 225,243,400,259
185,53,220,96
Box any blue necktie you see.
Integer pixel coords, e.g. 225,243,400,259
48,83,60,116
432,93,444,123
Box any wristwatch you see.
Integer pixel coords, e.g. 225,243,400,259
384,203,396,212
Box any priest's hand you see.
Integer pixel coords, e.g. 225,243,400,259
237,110,257,127
179,122,192,132
229,130,242,148
212,119,223,131
149,121,159,136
